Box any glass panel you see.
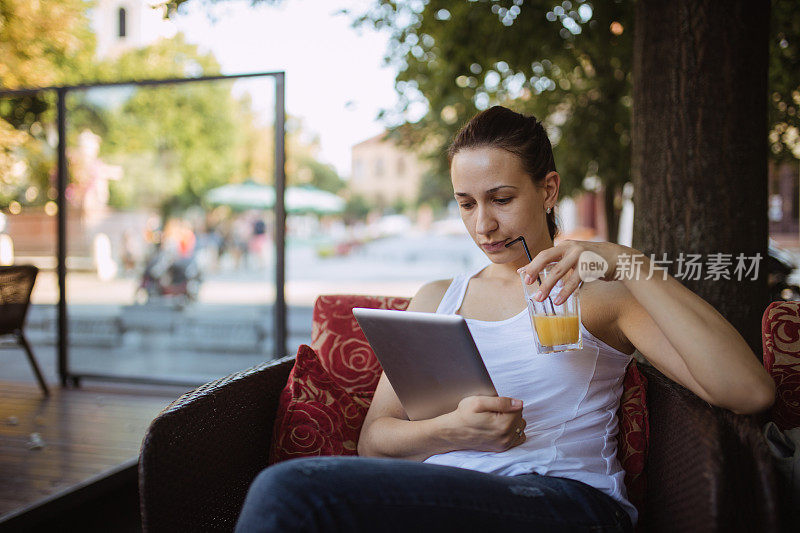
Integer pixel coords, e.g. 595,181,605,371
0,92,59,383
64,76,280,383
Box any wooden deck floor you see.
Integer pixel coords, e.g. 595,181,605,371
0,380,188,523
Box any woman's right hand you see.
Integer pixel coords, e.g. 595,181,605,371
441,396,527,452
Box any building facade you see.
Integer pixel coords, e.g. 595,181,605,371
91,0,176,59
350,133,428,207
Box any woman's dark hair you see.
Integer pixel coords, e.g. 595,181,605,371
448,106,558,240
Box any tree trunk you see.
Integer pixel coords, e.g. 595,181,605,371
632,0,770,357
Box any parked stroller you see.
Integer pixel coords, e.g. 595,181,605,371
137,245,202,305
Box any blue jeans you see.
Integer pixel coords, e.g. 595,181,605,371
235,456,633,532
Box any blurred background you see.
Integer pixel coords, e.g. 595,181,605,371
0,0,797,385
0,2,798,528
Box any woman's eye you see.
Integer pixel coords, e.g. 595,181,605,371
459,202,474,209
494,197,512,205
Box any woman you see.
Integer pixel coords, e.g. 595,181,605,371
235,106,775,532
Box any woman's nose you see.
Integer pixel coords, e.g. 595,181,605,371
475,205,498,235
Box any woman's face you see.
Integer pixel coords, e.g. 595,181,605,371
450,146,556,267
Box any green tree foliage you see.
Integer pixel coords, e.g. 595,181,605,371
0,0,97,205
285,119,345,193
354,0,632,239
162,0,798,229
2,0,344,214
72,34,242,211
354,0,797,238
343,193,371,223
0,0,96,88
102,79,240,209
769,0,800,161
294,154,345,192
233,111,345,193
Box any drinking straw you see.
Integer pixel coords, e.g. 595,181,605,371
505,236,556,315
506,235,533,262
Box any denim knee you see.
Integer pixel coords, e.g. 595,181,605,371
249,457,354,508
237,458,335,532
249,458,323,502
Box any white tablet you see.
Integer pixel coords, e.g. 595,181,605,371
353,307,497,420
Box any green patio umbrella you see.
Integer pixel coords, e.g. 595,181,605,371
285,185,345,214
205,181,344,214
205,180,275,210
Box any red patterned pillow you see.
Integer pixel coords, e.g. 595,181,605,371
269,344,371,464
310,295,410,395
762,301,800,430
617,362,648,514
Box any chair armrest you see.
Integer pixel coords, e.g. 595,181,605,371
640,364,780,533
139,355,295,532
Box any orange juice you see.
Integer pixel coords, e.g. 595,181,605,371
532,315,580,346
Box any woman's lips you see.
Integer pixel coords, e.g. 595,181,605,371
481,240,508,252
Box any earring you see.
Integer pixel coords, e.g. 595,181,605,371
546,207,552,214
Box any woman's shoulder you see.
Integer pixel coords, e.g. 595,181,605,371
581,279,632,319
407,279,453,313
581,280,636,354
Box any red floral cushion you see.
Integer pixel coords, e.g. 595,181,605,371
618,362,648,513
762,301,800,430
277,294,648,512
269,344,371,464
310,294,410,395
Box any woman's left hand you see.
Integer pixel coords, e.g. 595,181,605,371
517,240,631,305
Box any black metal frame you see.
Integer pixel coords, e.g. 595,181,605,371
0,71,287,388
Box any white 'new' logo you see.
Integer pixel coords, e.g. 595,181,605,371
578,251,609,282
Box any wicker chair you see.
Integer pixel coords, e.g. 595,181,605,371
139,297,780,532
0,265,48,395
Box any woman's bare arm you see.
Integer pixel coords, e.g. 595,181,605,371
615,255,775,414
521,241,775,415
357,372,463,461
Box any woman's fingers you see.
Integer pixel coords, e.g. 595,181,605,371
534,252,580,301
518,245,564,284
462,395,522,414
553,269,582,305
536,261,568,299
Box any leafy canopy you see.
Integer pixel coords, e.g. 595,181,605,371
1,1,343,211
353,0,632,210
0,0,97,204
769,0,800,161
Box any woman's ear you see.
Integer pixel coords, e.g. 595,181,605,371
543,171,560,210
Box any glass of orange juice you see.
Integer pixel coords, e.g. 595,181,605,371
521,263,582,354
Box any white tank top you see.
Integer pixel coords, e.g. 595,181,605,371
423,265,638,524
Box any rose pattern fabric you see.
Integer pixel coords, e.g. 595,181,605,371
617,362,648,513
269,344,370,464
310,294,410,394
762,301,800,430
273,295,649,511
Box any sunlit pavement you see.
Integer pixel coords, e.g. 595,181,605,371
2,234,488,386
30,271,429,307
29,233,486,305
